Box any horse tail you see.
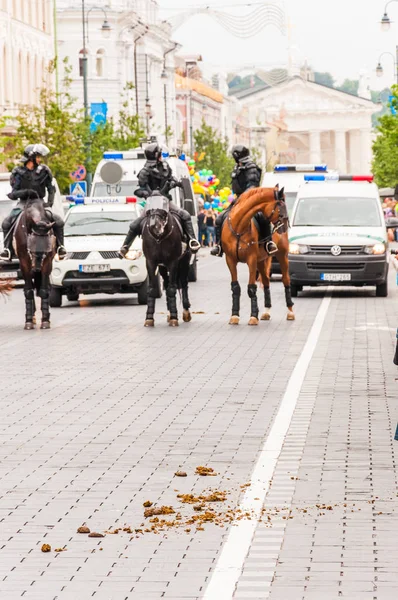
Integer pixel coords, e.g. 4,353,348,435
34,271,42,296
0,279,14,297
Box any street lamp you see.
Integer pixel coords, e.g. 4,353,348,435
376,62,384,78
81,1,112,192
375,52,398,83
380,1,398,30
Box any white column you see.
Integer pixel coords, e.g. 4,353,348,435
360,128,372,173
348,130,361,173
335,129,347,173
309,130,321,164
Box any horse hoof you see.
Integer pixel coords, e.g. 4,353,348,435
169,319,179,327
261,312,271,321
287,311,295,321
144,319,155,327
229,316,240,325
183,310,192,323
248,317,259,326
24,322,35,330
40,321,51,329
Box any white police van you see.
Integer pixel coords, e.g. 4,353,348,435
288,174,389,297
91,148,199,281
49,196,157,307
262,165,335,217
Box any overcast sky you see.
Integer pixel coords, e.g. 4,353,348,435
157,0,398,90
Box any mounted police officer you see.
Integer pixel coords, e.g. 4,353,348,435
0,144,67,260
118,143,200,258
211,144,262,257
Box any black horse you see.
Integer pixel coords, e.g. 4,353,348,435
142,193,192,327
13,190,56,329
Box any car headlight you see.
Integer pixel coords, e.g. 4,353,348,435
364,243,386,255
125,249,143,261
54,252,70,262
289,243,309,255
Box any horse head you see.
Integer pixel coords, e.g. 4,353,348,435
267,186,289,234
148,209,169,241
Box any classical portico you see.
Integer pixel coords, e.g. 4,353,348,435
233,77,378,173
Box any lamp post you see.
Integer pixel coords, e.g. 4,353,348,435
161,43,178,146
81,0,111,191
376,51,398,83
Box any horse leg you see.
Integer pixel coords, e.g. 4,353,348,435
180,254,191,323
167,263,179,327
144,262,157,327
39,270,51,329
226,255,240,325
279,252,295,321
158,266,170,322
23,280,35,330
258,257,272,320
247,254,259,326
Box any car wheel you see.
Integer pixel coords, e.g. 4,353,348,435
67,291,79,302
137,278,149,305
188,257,198,282
49,287,63,308
290,284,299,298
376,280,388,297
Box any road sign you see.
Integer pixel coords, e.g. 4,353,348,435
70,181,87,197
70,165,87,182
90,102,108,133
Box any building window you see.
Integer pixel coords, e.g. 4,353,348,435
79,49,88,77
96,49,105,77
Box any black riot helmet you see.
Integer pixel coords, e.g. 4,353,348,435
232,144,250,163
22,143,50,165
145,143,162,162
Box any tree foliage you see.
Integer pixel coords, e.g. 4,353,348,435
313,71,335,88
372,84,398,187
0,62,145,193
193,120,235,188
336,79,359,96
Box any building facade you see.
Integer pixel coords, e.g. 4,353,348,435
57,0,178,146
231,76,378,173
0,0,55,116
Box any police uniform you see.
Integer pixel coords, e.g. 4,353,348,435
1,163,65,255
119,156,199,255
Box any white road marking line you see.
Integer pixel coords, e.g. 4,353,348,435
203,294,331,600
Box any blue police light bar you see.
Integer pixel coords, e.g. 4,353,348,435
103,152,124,160
305,174,374,182
74,198,85,204
274,164,327,172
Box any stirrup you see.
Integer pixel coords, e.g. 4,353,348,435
266,241,278,255
211,245,223,257
118,246,129,259
189,239,201,253
0,248,11,261
57,246,67,260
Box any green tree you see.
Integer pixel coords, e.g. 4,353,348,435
193,120,234,188
313,71,335,88
372,84,398,187
0,59,86,193
336,79,359,96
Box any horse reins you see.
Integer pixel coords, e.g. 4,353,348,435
145,212,175,244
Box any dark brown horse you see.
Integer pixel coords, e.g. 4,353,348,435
13,191,56,330
221,186,294,325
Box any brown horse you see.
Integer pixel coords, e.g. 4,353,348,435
221,186,294,325
13,192,56,330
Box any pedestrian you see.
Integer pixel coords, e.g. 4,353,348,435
197,208,207,247
206,208,216,247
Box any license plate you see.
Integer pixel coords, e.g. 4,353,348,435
321,273,351,282
79,264,111,273
0,271,18,279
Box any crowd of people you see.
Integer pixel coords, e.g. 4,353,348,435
197,207,217,247
383,197,398,241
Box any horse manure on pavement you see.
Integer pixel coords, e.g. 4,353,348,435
143,501,153,508
174,471,187,477
88,532,104,538
41,544,51,552
144,506,175,518
195,466,217,476
77,526,90,534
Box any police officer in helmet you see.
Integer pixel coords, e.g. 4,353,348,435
119,143,200,257
211,144,262,257
0,144,67,260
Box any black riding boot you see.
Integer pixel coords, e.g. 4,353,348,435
0,227,13,260
181,217,200,253
119,218,143,258
53,223,67,259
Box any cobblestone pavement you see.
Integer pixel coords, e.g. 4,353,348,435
0,250,397,600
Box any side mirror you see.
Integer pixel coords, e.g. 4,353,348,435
386,217,398,229
183,198,195,216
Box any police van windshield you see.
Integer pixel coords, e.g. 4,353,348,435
93,181,138,196
293,197,382,227
284,192,297,217
65,208,142,236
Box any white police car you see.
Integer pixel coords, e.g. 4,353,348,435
49,196,159,307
